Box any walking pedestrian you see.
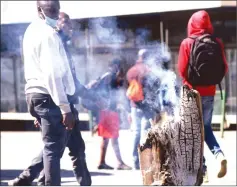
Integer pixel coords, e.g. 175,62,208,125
177,10,228,182
8,8,99,186
86,59,132,170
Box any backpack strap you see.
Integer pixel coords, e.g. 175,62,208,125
188,36,201,77
188,35,198,40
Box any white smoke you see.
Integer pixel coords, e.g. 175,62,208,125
89,17,127,47
140,42,180,122
85,16,181,123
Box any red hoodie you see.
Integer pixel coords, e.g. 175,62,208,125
177,10,228,96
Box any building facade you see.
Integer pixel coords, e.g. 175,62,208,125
1,5,236,127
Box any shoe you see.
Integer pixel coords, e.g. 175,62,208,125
216,153,227,178
203,170,209,183
117,163,132,170
37,182,44,186
8,177,31,186
97,163,114,170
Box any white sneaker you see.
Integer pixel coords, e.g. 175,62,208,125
216,153,227,178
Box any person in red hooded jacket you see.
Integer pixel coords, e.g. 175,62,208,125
177,10,228,182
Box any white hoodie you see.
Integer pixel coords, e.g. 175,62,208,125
23,18,75,114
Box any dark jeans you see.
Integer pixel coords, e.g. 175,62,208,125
19,93,91,186
202,96,223,172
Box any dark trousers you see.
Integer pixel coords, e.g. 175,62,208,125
37,111,91,186
20,93,91,186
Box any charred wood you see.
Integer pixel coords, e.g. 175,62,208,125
139,86,204,186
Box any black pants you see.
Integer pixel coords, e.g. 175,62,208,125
19,93,91,186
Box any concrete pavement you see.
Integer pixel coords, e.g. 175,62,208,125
0,130,236,185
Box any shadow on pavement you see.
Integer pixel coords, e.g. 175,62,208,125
61,170,113,177
1,169,113,185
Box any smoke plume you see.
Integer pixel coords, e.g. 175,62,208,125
86,16,180,124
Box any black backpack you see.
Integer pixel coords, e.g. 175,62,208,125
187,34,226,99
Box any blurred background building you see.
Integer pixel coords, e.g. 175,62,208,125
1,1,236,130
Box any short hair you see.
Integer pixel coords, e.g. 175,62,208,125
138,49,147,57
59,12,70,19
110,58,122,68
37,0,59,9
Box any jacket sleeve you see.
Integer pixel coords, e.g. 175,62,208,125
177,39,193,88
40,33,71,114
216,38,229,74
74,79,88,97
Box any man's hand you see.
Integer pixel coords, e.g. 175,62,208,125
92,125,98,136
62,112,75,130
34,118,40,128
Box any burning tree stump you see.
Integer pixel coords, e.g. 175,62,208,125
139,86,204,186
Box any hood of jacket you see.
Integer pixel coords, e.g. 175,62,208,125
187,10,213,37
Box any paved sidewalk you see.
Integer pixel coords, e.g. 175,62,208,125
0,130,236,185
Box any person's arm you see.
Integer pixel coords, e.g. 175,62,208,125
216,38,229,74
177,39,193,88
75,78,99,102
39,33,71,114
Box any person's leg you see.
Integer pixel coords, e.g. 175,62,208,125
19,151,43,182
130,107,142,169
41,115,67,185
37,130,71,186
111,138,123,165
8,95,46,186
36,170,45,186
98,137,113,169
111,138,132,170
66,107,92,186
202,96,227,178
32,93,67,186
9,93,67,186
8,151,44,186
202,96,222,154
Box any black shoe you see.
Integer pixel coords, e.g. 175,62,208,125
8,177,31,186
97,163,114,170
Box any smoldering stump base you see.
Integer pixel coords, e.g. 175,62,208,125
139,86,204,186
